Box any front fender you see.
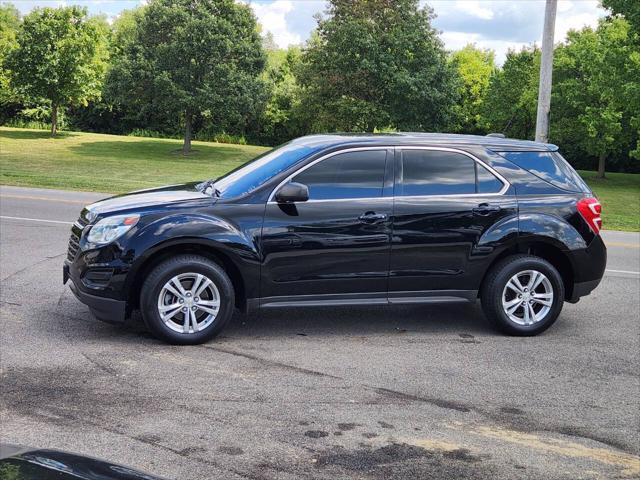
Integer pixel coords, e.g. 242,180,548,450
135,213,258,258
122,209,263,300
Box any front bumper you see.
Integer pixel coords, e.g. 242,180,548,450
64,263,127,324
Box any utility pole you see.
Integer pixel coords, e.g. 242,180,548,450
535,0,557,143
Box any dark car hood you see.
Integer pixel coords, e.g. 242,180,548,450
0,444,167,480
86,182,211,217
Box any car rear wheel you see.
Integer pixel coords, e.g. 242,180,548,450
481,254,565,336
140,255,234,344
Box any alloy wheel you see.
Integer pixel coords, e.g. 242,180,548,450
157,272,221,334
501,269,554,326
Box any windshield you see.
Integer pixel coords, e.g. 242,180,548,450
214,141,320,198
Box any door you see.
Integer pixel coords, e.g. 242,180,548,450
390,147,517,300
260,148,394,305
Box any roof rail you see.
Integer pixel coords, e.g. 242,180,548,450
486,133,506,138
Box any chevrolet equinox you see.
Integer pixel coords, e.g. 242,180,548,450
63,133,606,344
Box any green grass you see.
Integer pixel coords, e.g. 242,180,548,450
578,170,640,232
0,127,268,193
1,127,638,231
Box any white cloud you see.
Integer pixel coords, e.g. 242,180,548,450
249,0,302,48
554,1,602,41
456,0,493,20
429,0,605,64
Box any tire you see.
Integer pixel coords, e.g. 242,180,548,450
481,254,565,336
140,254,235,345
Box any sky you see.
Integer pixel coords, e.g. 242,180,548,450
5,0,607,64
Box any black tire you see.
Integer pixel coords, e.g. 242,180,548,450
140,254,234,345
481,254,565,336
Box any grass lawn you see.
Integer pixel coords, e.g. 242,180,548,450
578,170,639,232
1,127,638,231
0,127,268,193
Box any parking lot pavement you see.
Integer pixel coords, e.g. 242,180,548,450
1,185,639,480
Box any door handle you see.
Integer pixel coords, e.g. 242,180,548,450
472,203,502,216
358,212,388,223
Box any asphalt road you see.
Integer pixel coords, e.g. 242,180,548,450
1,185,639,480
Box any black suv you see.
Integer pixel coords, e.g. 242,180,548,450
63,133,606,344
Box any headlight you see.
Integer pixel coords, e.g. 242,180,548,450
87,214,140,245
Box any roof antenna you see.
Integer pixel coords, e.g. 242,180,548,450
486,133,506,138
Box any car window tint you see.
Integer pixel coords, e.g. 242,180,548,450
400,150,475,196
293,150,387,200
499,151,588,192
477,163,504,193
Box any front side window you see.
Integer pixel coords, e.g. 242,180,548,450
293,150,387,200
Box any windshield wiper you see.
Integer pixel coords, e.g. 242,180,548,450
197,179,220,197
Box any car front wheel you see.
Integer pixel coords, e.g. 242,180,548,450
140,254,234,344
481,254,565,336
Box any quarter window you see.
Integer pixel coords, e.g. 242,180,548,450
292,150,387,200
498,151,588,192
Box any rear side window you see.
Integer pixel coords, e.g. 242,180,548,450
477,164,504,193
498,151,589,192
293,150,387,200
399,150,505,196
401,150,475,196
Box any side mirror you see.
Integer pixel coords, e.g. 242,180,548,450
275,182,309,203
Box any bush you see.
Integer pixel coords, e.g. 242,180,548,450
127,128,181,139
5,105,64,131
194,130,247,145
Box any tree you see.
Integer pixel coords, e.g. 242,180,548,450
449,44,496,134
0,3,20,122
257,46,305,144
296,0,459,132
601,0,640,161
4,6,108,136
481,47,540,139
65,7,144,135
552,18,637,177
602,0,640,36
107,0,266,154
262,31,279,52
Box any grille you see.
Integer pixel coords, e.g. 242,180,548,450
66,231,80,261
66,214,89,261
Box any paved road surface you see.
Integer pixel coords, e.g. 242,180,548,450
1,185,639,479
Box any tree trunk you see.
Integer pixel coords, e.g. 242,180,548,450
597,153,606,179
183,111,192,155
50,103,58,137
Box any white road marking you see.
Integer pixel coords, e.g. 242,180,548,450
605,269,640,276
0,215,72,225
0,194,88,205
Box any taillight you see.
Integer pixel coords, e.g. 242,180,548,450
577,197,602,234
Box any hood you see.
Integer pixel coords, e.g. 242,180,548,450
0,444,167,480
86,182,211,218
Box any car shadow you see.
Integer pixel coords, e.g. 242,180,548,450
221,302,492,339
49,291,494,344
